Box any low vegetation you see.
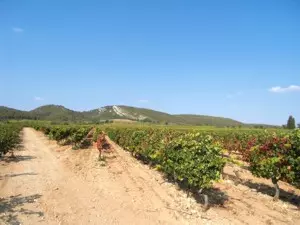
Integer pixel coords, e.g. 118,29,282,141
249,130,300,199
31,123,92,149
102,127,226,190
0,123,22,156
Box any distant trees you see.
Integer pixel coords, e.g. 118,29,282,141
298,123,300,129
287,116,296,129
141,118,153,123
0,107,34,121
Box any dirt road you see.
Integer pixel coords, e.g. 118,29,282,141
0,128,204,225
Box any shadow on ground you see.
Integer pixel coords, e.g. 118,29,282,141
0,155,37,163
0,172,38,181
224,173,300,207
0,194,44,225
162,177,229,209
192,187,229,209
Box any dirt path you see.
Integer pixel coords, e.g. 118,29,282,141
1,128,300,225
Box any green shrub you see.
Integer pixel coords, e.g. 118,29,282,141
0,124,21,156
162,133,225,189
249,129,300,199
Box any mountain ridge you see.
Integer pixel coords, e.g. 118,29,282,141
0,104,275,127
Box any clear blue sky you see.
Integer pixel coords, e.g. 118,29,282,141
1,0,299,125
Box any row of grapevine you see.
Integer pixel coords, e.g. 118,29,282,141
96,126,300,200
248,130,300,198
31,124,226,195
0,123,22,156
98,127,226,191
31,123,93,149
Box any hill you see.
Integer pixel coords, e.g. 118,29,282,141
174,114,242,127
0,104,254,127
31,105,84,122
82,106,243,126
0,106,33,120
82,105,176,123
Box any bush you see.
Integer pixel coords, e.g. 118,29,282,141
249,130,300,199
162,133,225,190
0,124,21,156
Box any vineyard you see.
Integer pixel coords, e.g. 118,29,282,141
0,122,293,204
1,121,299,209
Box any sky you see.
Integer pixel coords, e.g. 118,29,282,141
1,0,300,125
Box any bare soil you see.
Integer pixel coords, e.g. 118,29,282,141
0,128,299,225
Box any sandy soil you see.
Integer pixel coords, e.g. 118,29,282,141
0,128,299,225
